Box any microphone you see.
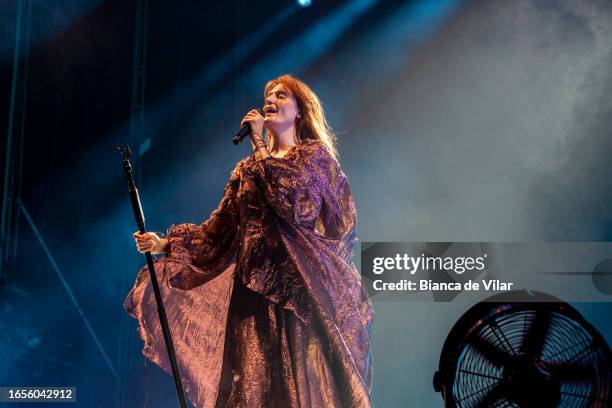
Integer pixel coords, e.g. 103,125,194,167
233,108,264,145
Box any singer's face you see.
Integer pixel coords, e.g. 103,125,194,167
263,84,300,133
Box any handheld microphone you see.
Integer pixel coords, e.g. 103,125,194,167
233,109,264,145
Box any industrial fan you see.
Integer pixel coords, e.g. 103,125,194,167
433,290,612,407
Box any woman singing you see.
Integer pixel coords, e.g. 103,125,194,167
125,74,373,408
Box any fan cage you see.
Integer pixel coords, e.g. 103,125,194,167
449,308,612,408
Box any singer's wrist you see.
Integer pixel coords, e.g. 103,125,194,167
251,134,266,150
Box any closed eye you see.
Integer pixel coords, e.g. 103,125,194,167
267,90,288,99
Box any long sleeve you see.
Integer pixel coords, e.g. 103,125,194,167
251,141,348,235
123,166,241,407
249,141,373,399
164,164,241,290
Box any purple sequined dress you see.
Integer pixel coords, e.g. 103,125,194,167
124,141,373,408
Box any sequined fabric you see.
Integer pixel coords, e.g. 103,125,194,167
124,141,373,408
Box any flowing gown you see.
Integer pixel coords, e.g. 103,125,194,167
124,140,373,408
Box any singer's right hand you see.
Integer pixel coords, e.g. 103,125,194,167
133,231,167,254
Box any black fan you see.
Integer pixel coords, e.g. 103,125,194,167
433,290,612,407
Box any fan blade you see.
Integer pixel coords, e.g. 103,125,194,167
472,382,505,408
544,361,596,382
471,336,512,368
521,311,551,358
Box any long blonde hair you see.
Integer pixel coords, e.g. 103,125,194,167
263,74,338,159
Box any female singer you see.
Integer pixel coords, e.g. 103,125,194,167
125,74,373,408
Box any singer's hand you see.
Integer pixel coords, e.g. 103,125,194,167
133,231,168,254
240,109,264,140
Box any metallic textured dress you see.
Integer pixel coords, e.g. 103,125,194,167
124,140,373,408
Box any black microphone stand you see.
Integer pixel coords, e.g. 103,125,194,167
117,143,187,408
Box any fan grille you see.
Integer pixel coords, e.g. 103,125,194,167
452,309,612,408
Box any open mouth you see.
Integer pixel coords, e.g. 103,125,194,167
264,106,277,116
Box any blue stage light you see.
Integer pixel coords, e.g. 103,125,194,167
297,0,311,7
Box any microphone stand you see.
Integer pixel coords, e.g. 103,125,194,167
117,143,187,408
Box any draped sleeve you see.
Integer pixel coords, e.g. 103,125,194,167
164,163,241,290
249,141,374,399
123,162,245,408
250,141,349,237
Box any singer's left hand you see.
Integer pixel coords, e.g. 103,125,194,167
241,109,264,139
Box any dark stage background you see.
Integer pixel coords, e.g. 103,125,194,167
1,0,612,406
